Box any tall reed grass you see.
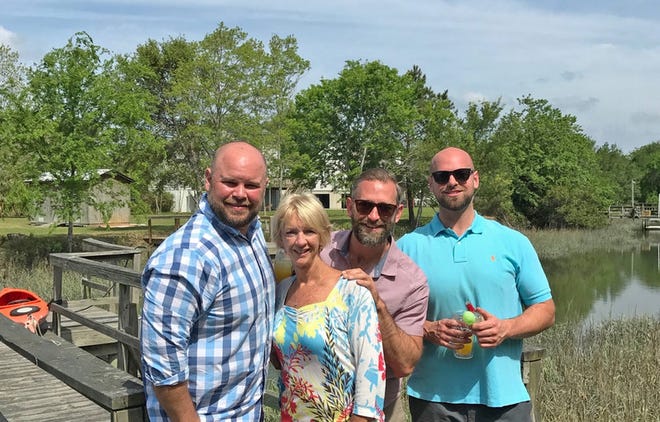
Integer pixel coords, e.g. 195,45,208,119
528,317,659,421
522,218,644,260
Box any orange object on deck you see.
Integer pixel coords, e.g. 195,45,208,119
0,288,50,328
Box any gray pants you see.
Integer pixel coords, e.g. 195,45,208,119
383,394,410,422
408,397,532,422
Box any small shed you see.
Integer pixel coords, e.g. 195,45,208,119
32,169,134,227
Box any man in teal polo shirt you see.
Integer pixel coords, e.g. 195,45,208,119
397,147,555,422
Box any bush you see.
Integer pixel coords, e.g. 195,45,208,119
0,234,79,268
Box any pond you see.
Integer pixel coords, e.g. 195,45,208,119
543,230,660,325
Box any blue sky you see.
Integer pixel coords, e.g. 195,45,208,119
2,0,659,153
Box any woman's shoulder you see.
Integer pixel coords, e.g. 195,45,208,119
336,276,373,303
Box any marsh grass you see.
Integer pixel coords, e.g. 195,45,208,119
528,317,660,422
0,259,82,301
522,218,644,260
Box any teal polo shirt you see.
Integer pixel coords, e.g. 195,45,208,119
397,212,552,407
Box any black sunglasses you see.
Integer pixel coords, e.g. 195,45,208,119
431,168,474,185
353,199,398,219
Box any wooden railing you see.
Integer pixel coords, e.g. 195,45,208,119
49,239,143,375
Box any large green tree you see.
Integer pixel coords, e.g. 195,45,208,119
145,23,309,198
595,143,636,204
127,36,197,211
290,60,425,196
630,141,660,204
399,65,458,225
18,32,158,249
483,96,614,228
0,44,35,217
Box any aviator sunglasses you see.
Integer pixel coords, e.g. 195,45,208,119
353,199,398,219
431,168,474,185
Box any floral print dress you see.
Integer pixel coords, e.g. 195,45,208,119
273,276,386,421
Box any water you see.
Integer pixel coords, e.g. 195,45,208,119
543,231,660,326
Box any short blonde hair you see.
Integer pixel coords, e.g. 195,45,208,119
272,192,332,249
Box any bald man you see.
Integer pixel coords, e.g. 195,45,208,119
141,141,275,421
398,147,555,422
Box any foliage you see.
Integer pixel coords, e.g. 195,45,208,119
3,25,660,230
630,141,660,203
0,44,36,217
290,60,421,192
595,143,637,204
479,96,614,228
529,317,660,422
129,23,309,199
13,32,159,250
142,190,175,213
288,60,456,227
1,233,74,268
399,66,459,225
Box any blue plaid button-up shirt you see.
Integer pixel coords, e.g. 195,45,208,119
141,193,275,421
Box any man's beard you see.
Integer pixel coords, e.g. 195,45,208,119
352,218,394,247
210,200,259,230
437,190,475,212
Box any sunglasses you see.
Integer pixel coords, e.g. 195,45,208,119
431,168,474,185
353,199,398,219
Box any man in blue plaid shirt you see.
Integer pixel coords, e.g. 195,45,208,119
141,141,276,421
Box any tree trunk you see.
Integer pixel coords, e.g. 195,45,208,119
67,220,74,252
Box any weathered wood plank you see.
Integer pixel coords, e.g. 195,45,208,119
0,314,144,413
50,303,139,350
49,254,142,289
0,340,109,421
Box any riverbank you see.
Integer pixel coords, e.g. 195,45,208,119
522,218,646,260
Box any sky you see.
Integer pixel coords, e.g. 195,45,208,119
2,0,660,153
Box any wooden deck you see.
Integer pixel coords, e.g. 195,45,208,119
0,340,109,421
0,314,144,422
57,301,121,361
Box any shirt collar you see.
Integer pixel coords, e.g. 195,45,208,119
429,211,484,237
336,230,392,280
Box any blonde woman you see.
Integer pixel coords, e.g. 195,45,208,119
271,192,386,422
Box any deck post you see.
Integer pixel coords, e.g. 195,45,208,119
52,265,63,336
522,345,546,422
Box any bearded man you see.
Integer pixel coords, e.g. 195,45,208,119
320,168,429,422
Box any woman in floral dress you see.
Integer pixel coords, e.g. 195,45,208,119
271,192,386,422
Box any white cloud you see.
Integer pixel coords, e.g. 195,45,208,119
0,26,17,47
463,92,489,105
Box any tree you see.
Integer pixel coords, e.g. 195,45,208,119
0,44,39,218
630,141,660,203
158,23,309,198
399,65,458,225
126,36,197,211
290,60,424,195
18,32,158,250
484,96,614,228
595,143,636,204
252,34,310,206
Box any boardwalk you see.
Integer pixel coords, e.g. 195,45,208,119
0,339,109,421
643,218,660,231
